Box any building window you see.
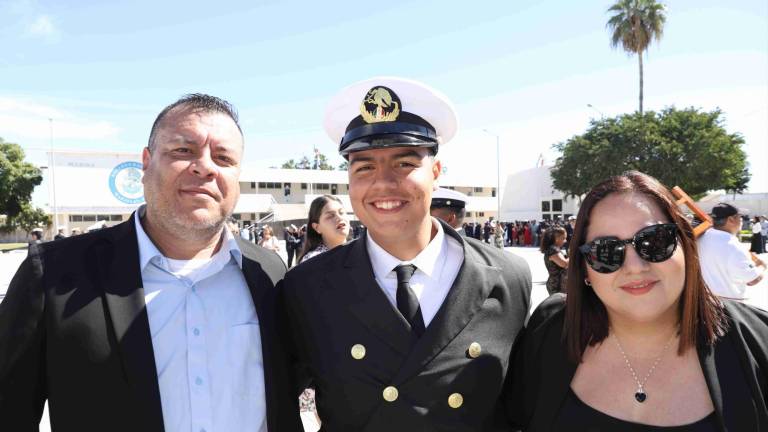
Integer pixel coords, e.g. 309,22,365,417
83,215,96,222
474,187,483,193
478,212,485,217
250,182,256,189
257,182,281,189
313,183,330,190
110,215,122,222
466,212,472,217
552,199,563,212
97,215,110,221
541,201,551,212
331,184,338,194
301,183,307,190
69,215,83,222
542,214,551,221
232,214,241,220
491,188,496,197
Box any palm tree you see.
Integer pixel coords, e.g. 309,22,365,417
606,0,667,114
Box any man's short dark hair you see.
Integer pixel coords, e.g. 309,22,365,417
147,93,242,150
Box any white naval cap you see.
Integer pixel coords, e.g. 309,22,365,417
431,187,469,209
324,76,458,157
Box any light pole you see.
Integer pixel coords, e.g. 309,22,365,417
587,104,605,119
49,118,58,233
482,129,501,221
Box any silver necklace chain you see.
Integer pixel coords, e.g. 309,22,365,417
612,330,677,403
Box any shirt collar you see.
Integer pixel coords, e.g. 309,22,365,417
134,205,242,270
366,217,445,280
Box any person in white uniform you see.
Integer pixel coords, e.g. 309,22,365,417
698,202,766,300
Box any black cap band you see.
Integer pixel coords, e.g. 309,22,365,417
431,198,465,209
340,111,438,156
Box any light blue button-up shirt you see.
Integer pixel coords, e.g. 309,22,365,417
134,208,267,432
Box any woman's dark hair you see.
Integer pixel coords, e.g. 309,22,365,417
298,195,343,262
539,226,566,253
564,171,726,362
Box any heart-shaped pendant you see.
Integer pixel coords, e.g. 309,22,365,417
635,392,647,403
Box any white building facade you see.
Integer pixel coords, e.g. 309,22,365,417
35,150,499,235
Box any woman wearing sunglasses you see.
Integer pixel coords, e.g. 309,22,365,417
508,171,768,431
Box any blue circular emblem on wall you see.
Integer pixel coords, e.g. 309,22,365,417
109,161,145,204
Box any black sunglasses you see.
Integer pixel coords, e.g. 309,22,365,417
578,223,678,274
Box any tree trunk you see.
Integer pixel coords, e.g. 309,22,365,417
638,50,644,114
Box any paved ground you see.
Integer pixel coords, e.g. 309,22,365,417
1,244,765,431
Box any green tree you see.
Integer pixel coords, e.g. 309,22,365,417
551,108,750,199
281,159,298,169
338,160,349,171
282,152,335,170
607,0,667,114
0,138,50,232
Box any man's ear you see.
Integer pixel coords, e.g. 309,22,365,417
432,158,441,186
142,146,151,171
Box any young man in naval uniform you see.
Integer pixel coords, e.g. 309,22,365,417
431,187,470,236
279,77,532,431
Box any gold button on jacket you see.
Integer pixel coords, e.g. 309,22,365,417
468,342,482,358
448,393,464,408
382,386,399,402
350,344,366,360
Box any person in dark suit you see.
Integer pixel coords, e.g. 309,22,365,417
280,77,532,431
507,171,768,431
0,94,303,432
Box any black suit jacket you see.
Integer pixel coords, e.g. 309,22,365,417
280,221,532,431
508,294,768,431
0,216,303,432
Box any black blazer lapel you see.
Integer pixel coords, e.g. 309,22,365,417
393,225,502,384
337,236,416,357
699,343,728,431
98,215,164,431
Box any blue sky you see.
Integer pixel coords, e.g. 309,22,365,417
2,0,767,191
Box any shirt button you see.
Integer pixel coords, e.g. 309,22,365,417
195,377,203,386
193,328,200,336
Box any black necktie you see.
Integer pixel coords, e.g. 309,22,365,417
394,264,425,337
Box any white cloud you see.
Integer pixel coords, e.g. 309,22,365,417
25,14,59,41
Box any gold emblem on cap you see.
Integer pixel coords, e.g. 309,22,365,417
468,342,482,358
448,392,464,408
360,87,400,123
446,200,452,205
350,344,366,360
382,386,399,402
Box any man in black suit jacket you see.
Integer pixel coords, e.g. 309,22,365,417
0,94,302,432
280,77,531,431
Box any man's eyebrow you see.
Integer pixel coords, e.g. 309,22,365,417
164,135,198,145
349,155,374,165
392,149,423,159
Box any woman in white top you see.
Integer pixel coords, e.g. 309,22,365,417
258,225,280,253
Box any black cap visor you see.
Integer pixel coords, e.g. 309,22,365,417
341,133,437,157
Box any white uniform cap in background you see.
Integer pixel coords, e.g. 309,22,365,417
431,187,469,209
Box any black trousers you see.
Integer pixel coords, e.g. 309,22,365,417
287,246,297,267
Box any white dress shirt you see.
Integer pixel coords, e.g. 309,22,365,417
134,207,267,432
366,218,464,326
